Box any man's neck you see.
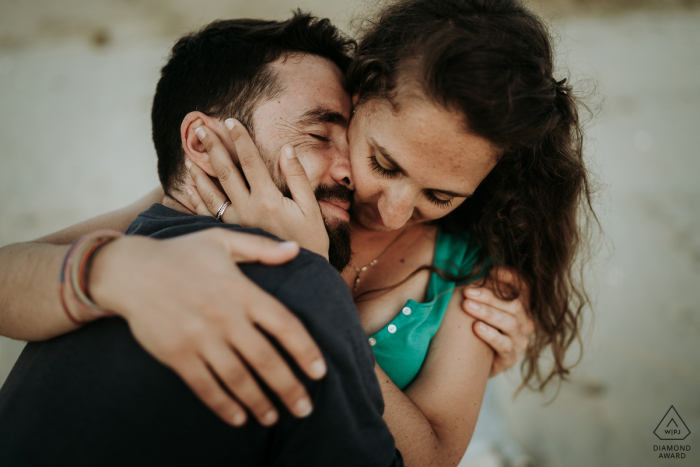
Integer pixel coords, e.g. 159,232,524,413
162,193,196,215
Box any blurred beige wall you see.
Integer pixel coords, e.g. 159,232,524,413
1,1,699,466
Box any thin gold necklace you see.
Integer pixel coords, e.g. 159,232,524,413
350,227,412,291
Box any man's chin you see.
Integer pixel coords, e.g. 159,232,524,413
325,219,352,272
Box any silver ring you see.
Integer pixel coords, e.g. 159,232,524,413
216,200,231,221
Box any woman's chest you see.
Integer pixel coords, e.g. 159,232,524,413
342,226,438,335
354,269,432,335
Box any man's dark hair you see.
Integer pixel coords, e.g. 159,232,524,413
152,11,356,195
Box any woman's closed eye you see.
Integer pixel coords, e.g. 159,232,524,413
426,191,454,208
369,155,399,178
370,155,455,208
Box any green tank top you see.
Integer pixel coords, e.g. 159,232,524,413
368,228,480,390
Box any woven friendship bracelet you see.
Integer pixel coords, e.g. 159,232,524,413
59,230,123,324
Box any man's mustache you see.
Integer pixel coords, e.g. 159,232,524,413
313,184,353,205
280,183,353,206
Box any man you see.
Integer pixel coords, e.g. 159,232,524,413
0,14,403,466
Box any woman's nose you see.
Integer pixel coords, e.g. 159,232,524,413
379,189,415,230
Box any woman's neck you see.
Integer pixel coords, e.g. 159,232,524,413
343,221,437,296
348,221,411,270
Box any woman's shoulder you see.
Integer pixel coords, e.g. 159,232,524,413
434,226,480,274
436,226,476,247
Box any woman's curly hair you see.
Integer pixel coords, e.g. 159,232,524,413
348,0,599,391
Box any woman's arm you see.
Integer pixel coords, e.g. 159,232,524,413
0,183,331,426
0,228,328,426
379,286,493,467
0,242,75,340
0,188,165,339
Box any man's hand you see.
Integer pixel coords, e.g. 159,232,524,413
186,119,330,259
89,229,327,427
461,267,535,377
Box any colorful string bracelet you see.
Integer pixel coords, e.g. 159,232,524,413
59,230,123,324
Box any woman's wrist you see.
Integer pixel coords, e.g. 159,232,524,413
88,236,131,319
58,231,123,323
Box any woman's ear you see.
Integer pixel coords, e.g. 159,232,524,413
181,111,218,177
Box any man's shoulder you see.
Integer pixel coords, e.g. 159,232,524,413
126,203,236,238
125,203,346,309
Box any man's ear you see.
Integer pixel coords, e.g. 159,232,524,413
181,111,219,177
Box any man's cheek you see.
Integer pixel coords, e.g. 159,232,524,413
295,155,324,189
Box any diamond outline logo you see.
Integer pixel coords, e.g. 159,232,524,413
654,406,691,441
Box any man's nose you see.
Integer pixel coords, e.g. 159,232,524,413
328,144,354,190
379,185,415,230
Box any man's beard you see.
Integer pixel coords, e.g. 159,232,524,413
279,182,352,272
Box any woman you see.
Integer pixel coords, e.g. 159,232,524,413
184,0,594,462
0,0,594,465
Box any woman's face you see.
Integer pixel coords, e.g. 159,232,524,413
347,97,499,232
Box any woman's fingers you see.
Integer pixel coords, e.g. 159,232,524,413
185,160,236,222
185,186,213,217
462,284,533,377
464,285,520,314
202,342,279,426
205,228,300,265
472,321,517,367
255,297,327,380
463,297,520,338
193,229,325,410
464,285,533,334
229,322,314,420
224,119,278,194
193,124,249,204
97,231,323,427
190,230,319,419
278,145,319,214
177,358,248,427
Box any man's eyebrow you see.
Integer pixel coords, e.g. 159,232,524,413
370,137,473,198
296,107,348,127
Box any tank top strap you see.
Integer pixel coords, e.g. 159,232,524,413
427,228,481,302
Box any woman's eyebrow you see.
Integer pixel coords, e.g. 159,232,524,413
296,107,348,127
370,137,472,198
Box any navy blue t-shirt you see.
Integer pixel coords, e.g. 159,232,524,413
0,204,403,467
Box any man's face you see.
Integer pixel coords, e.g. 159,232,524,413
249,54,354,270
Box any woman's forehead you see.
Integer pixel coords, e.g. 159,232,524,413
363,98,498,192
